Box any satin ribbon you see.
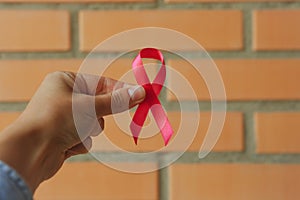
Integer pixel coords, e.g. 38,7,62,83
130,48,174,145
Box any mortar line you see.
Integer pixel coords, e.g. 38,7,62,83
243,6,252,54
70,9,80,58
2,50,300,60
243,111,256,157
0,103,28,112
158,166,169,200
65,152,300,163
0,2,299,10
176,152,300,163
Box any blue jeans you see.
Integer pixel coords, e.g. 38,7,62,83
0,161,32,200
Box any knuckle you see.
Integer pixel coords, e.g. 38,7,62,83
112,90,123,105
45,71,75,81
111,90,129,113
45,71,61,80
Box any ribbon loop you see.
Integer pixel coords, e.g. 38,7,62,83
130,48,174,145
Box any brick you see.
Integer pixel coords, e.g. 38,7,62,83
35,162,158,200
167,59,300,101
0,59,136,102
79,10,243,51
167,0,295,2
0,0,152,2
0,60,80,101
0,112,20,131
95,112,244,152
253,10,300,50
170,164,300,200
255,112,300,153
0,10,70,52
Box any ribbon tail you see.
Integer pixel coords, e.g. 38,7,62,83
130,102,149,145
150,104,174,146
133,136,138,145
160,119,173,146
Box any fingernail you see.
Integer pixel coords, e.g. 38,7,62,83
128,86,145,102
123,83,131,88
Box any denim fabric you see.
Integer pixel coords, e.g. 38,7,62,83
0,160,32,200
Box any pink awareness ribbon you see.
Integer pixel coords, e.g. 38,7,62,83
130,48,174,146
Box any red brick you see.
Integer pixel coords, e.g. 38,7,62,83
0,112,20,131
35,162,158,199
255,112,300,153
167,0,295,2
170,164,300,200
167,59,300,101
94,112,244,152
253,9,300,50
79,10,243,51
0,60,80,101
0,59,135,102
0,10,70,52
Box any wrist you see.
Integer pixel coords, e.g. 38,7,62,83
0,116,53,193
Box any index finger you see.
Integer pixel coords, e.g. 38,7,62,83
73,73,134,95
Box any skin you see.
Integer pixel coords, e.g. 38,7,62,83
0,71,145,194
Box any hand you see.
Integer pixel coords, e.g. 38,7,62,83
0,71,145,193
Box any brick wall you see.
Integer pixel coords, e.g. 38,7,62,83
0,0,300,200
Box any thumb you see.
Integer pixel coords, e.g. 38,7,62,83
95,85,145,116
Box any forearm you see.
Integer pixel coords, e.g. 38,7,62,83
0,160,33,200
0,116,57,193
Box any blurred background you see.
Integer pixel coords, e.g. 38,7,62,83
0,0,300,199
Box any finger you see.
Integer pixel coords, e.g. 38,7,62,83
95,85,145,116
72,73,103,95
73,73,132,95
90,117,104,137
65,137,93,158
97,76,132,95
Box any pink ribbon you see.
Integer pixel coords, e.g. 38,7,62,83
130,48,174,146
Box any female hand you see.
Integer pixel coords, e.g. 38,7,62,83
0,71,145,193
